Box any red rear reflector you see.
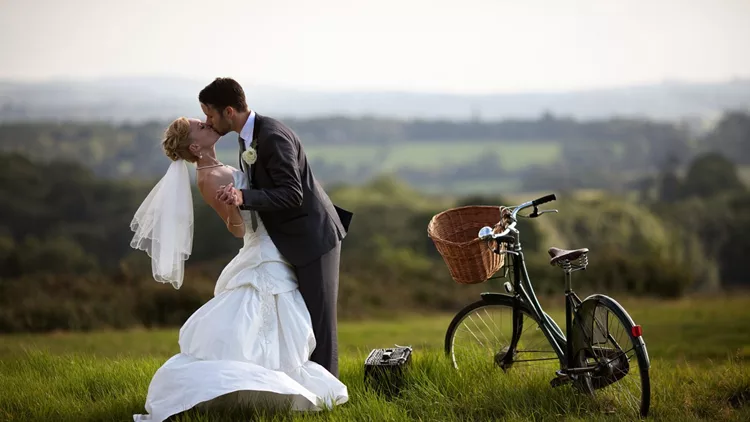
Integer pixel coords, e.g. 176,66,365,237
631,325,643,337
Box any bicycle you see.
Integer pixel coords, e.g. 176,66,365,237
443,194,651,418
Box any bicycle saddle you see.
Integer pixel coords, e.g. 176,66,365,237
547,247,589,266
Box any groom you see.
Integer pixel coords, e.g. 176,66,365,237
200,77,352,378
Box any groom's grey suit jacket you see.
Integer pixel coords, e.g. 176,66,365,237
237,113,353,267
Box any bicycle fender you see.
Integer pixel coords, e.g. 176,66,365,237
479,292,514,304
575,294,651,369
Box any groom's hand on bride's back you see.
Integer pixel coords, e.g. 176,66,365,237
216,183,243,207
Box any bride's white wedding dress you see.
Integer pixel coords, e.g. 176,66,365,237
133,167,349,422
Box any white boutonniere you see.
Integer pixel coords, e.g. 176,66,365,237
242,148,257,165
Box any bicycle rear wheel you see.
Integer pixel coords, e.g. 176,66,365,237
445,294,559,377
571,295,651,418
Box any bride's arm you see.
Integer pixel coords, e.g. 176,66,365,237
220,201,246,238
201,172,246,238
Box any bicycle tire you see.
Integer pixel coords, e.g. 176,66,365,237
444,294,558,372
571,294,651,418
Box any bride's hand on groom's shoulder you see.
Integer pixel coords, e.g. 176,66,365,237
216,183,243,207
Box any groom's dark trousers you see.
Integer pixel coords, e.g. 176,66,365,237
237,113,352,379
295,241,341,377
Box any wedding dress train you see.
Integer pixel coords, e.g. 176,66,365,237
133,168,348,421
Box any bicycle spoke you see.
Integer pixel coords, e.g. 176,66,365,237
449,303,558,376
579,303,646,417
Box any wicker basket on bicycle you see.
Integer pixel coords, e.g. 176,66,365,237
427,205,511,285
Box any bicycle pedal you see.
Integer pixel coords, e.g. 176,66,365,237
550,370,571,388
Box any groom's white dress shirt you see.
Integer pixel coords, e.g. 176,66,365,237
239,110,256,174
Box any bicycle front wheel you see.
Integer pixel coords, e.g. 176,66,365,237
445,294,559,376
571,295,651,418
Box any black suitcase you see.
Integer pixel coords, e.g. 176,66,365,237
364,346,413,397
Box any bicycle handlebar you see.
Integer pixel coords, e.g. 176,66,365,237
478,193,558,243
532,194,556,207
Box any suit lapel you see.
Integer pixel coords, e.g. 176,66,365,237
236,135,251,188
249,114,263,188
252,113,262,139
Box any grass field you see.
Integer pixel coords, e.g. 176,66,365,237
218,140,561,173
2,295,749,421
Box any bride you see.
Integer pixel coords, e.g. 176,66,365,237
129,117,348,421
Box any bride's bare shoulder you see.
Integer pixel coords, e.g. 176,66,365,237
197,165,235,191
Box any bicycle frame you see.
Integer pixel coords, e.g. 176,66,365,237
482,195,587,372
501,243,583,370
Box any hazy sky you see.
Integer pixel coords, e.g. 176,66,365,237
1,0,749,94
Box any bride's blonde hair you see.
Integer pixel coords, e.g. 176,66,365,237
162,117,198,162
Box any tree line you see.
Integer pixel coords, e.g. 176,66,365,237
2,111,748,194
0,148,746,333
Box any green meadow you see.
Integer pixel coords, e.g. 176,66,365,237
219,140,561,172
2,295,749,421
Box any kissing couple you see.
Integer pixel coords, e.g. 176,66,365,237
129,77,352,421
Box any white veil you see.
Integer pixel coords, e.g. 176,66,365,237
129,159,194,289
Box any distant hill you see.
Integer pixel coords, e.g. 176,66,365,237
0,77,749,122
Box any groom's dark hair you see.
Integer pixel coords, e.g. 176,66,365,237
199,77,248,113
